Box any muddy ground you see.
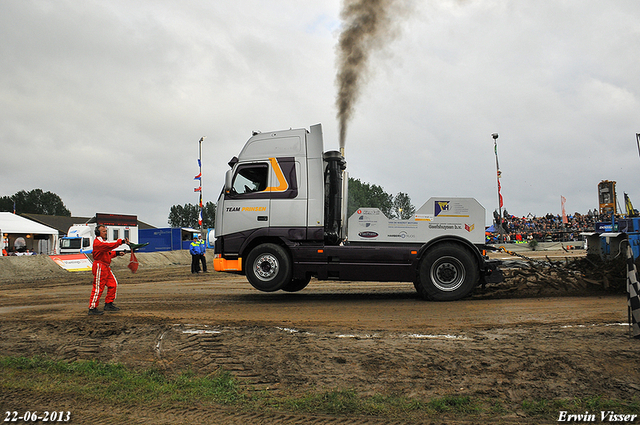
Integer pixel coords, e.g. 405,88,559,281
0,249,638,424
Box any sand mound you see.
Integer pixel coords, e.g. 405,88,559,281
1,250,192,283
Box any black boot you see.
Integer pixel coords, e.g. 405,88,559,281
104,302,120,312
88,308,104,315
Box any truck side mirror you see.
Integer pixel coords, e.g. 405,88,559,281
225,169,233,193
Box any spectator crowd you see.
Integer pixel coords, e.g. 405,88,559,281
488,210,602,243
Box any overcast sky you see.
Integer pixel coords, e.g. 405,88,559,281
1,1,639,228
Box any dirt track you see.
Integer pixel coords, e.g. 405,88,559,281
1,250,639,424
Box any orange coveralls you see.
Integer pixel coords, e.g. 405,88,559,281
89,237,124,309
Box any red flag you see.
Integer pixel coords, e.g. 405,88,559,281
561,196,568,224
194,187,201,192
498,179,504,208
128,251,139,273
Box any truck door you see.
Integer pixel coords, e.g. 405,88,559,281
221,162,271,237
268,157,305,228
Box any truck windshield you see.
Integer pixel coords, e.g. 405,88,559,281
60,238,81,249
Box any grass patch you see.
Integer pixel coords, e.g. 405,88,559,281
0,355,244,406
2,355,639,421
427,395,479,413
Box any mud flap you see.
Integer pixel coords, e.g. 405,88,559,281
482,259,504,286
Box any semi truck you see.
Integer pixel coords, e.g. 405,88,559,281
59,224,97,254
59,213,139,255
213,124,502,301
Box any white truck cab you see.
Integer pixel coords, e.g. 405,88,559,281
60,224,96,254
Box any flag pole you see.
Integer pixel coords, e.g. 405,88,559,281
492,133,503,243
198,137,205,235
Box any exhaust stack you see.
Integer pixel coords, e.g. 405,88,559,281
323,150,347,245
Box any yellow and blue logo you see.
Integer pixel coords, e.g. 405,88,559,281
435,201,450,217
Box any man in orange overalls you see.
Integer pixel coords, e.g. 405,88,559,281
88,225,129,315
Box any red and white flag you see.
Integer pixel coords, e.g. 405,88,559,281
561,196,568,224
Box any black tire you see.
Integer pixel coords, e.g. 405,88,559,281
281,276,311,292
245,243,292,292
416,242,479,301
413,279,428,299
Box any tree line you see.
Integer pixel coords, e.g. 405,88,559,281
348,178,415,220
0,189,71,216
167,202,216,229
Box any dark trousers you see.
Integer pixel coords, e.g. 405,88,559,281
199,254,207,272
191,255,200,273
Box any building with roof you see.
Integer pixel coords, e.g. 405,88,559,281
22,213,155,236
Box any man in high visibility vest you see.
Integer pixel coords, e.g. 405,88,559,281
190,236,201,274
197,234,208,273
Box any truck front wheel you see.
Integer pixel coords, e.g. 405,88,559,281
281,276,311,292
417,242,479,301
245,243,292,292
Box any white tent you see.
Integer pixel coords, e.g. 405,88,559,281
0,212,59,255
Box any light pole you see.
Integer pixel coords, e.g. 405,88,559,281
492,133,503,243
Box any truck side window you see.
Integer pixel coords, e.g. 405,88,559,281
83,238,90,248
231,164,268,195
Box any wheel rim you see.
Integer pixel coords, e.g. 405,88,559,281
430,256,465,292
253,253,279,281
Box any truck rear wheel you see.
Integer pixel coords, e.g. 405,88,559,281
417,242,479,301
281,276,311,292
245,243,292,292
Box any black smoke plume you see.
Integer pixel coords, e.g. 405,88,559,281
335,0,411,151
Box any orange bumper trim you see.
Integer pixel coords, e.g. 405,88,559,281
214,257,242,272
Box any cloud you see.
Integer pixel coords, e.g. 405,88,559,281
0,0,639,228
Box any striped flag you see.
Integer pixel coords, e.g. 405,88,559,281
198,209,203,226
194,172,202,180
626,245,640,338
561,196,568,224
